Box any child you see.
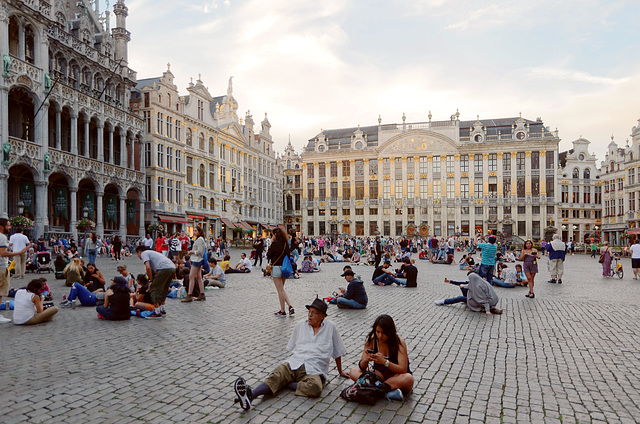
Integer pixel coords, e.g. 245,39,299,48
132,274,154,311
221,254,231,272
117,264,136,292
515,264,527,286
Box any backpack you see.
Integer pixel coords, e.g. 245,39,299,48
202,250,210,273
340,371,391,405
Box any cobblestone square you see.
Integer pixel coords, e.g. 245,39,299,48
2,250,640,423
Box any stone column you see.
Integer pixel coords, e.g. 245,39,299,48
96,190,104,237
70,110,78,166
70,186,78,240
97,121,104,163
120,133,126,167
55,108,61,149
129,136,135,169
119,195,127,242
0,175,8,219
0,87,8,149
108,127,114,164
35,180,48,236
139,197,145,238
84,118,89,157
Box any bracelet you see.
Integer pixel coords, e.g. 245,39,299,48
385,359,390,368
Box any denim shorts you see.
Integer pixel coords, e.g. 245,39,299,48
192,260,204,268
271,265,282,278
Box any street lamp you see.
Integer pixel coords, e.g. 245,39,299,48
17,200,24,216
82,205,89,257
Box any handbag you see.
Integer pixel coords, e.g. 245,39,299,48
281,255,293,279
266,246,286,275
340,370,391,405
598,254,605,264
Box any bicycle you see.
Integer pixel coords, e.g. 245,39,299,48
610,255,624,279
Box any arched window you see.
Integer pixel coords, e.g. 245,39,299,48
201,196,207,210
188,194,194,207
583,168,591,180
572,168,579,179
24,24,35,64
199,133,205,150
209,137,215,154
186,128,192,146
611,162,615,173
210,198,215,210
167,93,171,106
199,164,206,186
287,160,291,169
8,17,19,56
158,94,162,103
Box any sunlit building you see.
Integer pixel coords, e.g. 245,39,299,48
281,141,302,233
301,112,561,240
0,0,146,241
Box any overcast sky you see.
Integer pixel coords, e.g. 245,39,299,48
113,0,639,163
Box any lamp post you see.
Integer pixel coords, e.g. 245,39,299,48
17,200,24,216
82,205,89,257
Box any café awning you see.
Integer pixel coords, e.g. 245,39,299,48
157,214,188,224
220,218,238,229
239,221,254,231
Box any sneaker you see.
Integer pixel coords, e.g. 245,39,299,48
194,294,206,301
385,389,404,401
181,295,193,303
274,311,287,317
97,313,106,320
60,300,72,308
161,310,166,315
434,299,445,306
0,315,11,324
558,279,562,284
233,377,252,410
147,311,163,319
547,279,556,284
289,306,295,316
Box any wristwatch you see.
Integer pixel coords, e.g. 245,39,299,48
385,359,390,368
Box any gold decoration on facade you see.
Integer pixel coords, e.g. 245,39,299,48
407,174,414,179
461,172,468,177
475,199,483,204
540,151,546,156
330,177,337,182
383,175,390,179
525,151,532,157
356,201,364,206
489,172,497,177
454,154,460,160
482,153,489,159
511,152,517,158
497,153,503,158
447,173,454,178
420,173,427,179
319,202,325,206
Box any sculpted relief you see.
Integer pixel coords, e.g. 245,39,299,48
379,131,459,156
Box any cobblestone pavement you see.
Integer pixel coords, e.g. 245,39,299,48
2,249,640,424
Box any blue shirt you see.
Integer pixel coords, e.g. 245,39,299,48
478,242,497,266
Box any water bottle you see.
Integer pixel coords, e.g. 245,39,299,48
4,301,9,311
141,310,153,318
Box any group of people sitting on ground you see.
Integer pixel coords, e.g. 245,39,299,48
370,258,418,287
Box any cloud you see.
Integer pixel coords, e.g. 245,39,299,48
522,67,630,85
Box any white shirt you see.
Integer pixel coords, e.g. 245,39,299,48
9,233,29,253
13,289,36,325
242,257,252,271
631,243,640,259
286,319,346,377
142,237,153,248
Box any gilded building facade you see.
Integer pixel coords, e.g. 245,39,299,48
301,113,561,240
132,68,282,238
557,138,602,243
281,141,302,233
0,0,145,240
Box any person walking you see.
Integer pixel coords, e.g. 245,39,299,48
85,232,98,264
267,227,294,317
631,238,640,280
520,240,540,298
182,226,206,302
9,228,30,279
591,241,597,258
600,241,612,277
253,235,264,267
546,234,566,284
112,235,122,261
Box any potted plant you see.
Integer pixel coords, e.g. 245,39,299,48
9,215,34,232
76,218,96,232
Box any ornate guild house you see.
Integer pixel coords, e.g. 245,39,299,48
301,112,561,240
1,0,145,240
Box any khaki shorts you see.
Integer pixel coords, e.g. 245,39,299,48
549,259,564,276
0,268,9,296
264,363,325,398
150,268,174,304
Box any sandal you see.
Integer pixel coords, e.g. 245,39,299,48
525,293,535,298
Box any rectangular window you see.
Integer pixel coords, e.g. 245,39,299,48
342,209,350,216
594,186,602,204
342,161,350,177
420,179,428,198
355,208,364,216
407,179,414,197
307,221,314,236
383,221,391,236
220,166,226,192
356,160,365,179
343,182,351,200
395,221,403,237
319,209,325,216
395,180,403,198
167,179,173,204
318,182,326,201
143,111,151,133
308,209,314,217
432,157,441,176
433,181,441,198
446,155,455,173
157,145,164,168
518,221,526,237
516,152,525,171
584,187,591,203
209,164,216,190
517,177,525,197
369,181,378,199
157,113,164,135
406,157,415,175
461,178,469,199
503,177,511,197
546,175,554,198
167,148,173,170
434,221,441,237
157,178,164,202
307,183,314,200
419,156,428,174
446,179,455,199
330,182,338,199
503,154,511,172
145,177,151,202
369,208,378,215
318,163,326,178
176,182,181,205
474,179,483,197
394,159,403,180
175,120,181,141
474,155,483,173
144,92,150,107
531,151,540,170
383,180,390,199
546,151,554,170
573,186,579,203
330,161,338,177
144,143,151,167
166,116,172,139
460,155,469,173
383,158,390,175
532,175,540,196
488,153,497,172
369,160,378,176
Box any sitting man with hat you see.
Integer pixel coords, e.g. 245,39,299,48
332,269,368,309
233,298,348,410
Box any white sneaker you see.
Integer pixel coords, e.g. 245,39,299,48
0,315,12,323
434,299,445,306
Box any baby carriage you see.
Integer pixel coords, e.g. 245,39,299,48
36,251,54,273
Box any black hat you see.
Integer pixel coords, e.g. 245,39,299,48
341,269,355,277
305,298,328,316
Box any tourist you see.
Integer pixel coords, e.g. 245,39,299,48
85,232,98,264
112,235,122,261
25,248,37,273
267,227,294,317
9,227,30,279
395,257,418,287
347,314,413,401
435,272,502,315
96,276,131,321
179,231,190,259
117,264,136,291
182,226,206,302
225,252,252,274
60,281,104,307
233,298,347,410
520,240,540,298
253,235,265,267
333,269,367,309
131,273,154,311
489,263,516,288
547,234,566,284
204,257,226,288
600,241,612,277
136,245,176,318
83,263,106,293
476,235,498,281
631,238,640,280
63,258,85,288
155,233,168,256
371,260,405,286
13,278,58,325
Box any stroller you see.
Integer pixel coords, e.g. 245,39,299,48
36,251,54,273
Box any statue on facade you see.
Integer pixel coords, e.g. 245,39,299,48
44,73,51,92
3,53,11,77
2,142,10,163
44,153,50,172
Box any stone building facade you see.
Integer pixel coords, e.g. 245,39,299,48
132,68,282,238
0,0,145,241
558,138,602,244
301,113,561,240
281,140,302,233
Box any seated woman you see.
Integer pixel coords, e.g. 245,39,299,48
343,248,353,261
220,254,231,272
83,263,106,293
54,253,69,279
367,249,376,266
505,250,516,262
300,256,318,273
13,279,59,325
132,274,154,311
63,258,85,287
348,315,414,401
350,250,361,264
458,254,469,270
490,263,516,288
96,277,131,321
418,249,429,260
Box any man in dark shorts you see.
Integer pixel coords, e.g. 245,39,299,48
136,245,175,318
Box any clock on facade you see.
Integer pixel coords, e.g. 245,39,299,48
474,134,483,142
354,140,363,150
318,144,325,152
516,131,525,140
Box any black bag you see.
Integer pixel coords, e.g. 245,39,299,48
340,371,391,405
598,254,605,264
55,271,65,280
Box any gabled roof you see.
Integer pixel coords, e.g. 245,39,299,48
133,77,161,93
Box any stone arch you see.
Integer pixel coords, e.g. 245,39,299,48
78,178,98,222
103,183,123,233
8,86,38,142
7,164,38,220
125,187,142,236
48,99,61,148
48,172,72,232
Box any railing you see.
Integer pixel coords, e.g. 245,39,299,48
9,54,42,82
